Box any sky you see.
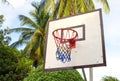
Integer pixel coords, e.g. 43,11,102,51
0,0,120,81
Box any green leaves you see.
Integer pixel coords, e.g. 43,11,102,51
97,0,110,13
48,0,95,20
101,76,120,81
48,0,109,20
24,65,84,81
0,45,32,81
19,15,38,29
0,28,11,45
0,15,4,26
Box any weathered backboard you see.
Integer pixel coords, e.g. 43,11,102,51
43,9,106,71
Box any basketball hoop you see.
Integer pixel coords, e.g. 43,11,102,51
52,28,78,63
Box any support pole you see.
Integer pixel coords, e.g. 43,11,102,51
82,68,87,81
89,68,93,81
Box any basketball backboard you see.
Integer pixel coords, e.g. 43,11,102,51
43,9,106,71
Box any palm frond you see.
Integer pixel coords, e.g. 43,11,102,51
30,1,50,28
43,0,55,12
19,15,38,29
76,0,95,13
0,15,4,25
42,13,49,29
57,0,66,18
78,0,86,12
87,0,95,10
31,1,45,13
9,27,33,33
20,30,34,41
0,15,4,19
49,0,55,12
97,0,110,13
10,28,34,48
49,1,60,20
30,1,45,22
10,37,27,48
24,30,42,56
40,10,50,28
63,0,71,17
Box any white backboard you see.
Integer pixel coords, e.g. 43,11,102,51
43,9,106,71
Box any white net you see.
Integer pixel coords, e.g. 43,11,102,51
52,28,78,63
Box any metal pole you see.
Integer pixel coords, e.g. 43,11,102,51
89,68,93,81
82,68,87,81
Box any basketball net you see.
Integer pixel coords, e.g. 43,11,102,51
52,28,78,63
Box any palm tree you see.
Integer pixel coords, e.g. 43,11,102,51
101,76,119,81
9,1,49,67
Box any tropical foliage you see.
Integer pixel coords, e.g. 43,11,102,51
97,0,110,13
44,0,109,20
0,45,32,81
0,15,4,26
24,65,84,81
9,1,49,67
0,28,11,45
101,76,120,81
0,16,32,81
0,15,11,45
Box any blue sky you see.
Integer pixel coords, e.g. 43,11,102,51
0,0,120,81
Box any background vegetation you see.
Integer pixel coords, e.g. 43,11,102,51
0,45,32,81
24,65,84,81
101,76,120,81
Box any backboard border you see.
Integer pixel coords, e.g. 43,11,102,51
43,8,106,71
